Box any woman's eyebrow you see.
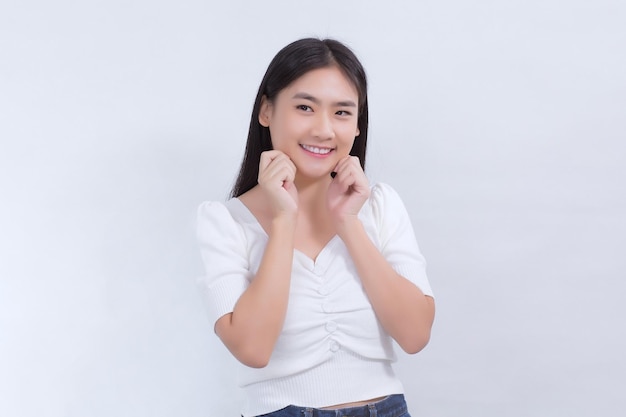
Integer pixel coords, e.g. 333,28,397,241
291,92,357,107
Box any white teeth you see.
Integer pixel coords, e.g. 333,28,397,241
301,144,332,154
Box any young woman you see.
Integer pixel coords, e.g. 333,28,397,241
197,38,435,417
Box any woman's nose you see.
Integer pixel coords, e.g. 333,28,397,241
312,112,335,140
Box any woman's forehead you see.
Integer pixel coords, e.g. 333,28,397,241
280,67,359,102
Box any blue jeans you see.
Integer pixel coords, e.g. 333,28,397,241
255,394,411,417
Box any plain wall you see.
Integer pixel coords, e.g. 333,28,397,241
1,1,625,416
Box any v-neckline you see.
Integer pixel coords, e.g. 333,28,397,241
229,197,340,267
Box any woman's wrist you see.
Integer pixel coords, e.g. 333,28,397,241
335,215,365,241
269,214,297,236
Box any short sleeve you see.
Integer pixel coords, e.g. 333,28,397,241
370,183,434,297
196,201,251,328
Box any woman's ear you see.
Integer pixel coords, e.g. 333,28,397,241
258,96,272,127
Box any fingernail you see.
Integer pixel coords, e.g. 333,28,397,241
330,172,337,179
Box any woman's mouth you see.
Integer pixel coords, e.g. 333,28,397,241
300,144,334,155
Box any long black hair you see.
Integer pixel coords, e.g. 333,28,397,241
230,38,369,198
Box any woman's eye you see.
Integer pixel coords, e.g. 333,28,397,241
297,105,312,111
336,110,352,116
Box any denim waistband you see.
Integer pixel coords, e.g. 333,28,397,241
257,394,408,417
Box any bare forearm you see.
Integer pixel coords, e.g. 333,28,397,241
218,217,295,366
338,218,435,354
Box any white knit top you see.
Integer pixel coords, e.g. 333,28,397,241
197,183,434,417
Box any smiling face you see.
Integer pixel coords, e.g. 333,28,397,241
259,66,361,183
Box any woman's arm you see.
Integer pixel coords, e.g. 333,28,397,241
328,157,435,354
337,218,435,354
215,150,298,368
215,215,296,368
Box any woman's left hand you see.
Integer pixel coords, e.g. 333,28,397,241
326,155,370,230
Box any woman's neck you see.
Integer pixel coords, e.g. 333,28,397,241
294,176,331,215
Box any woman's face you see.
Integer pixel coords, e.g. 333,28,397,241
259,66,360,182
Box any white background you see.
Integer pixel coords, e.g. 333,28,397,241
1,1,625,416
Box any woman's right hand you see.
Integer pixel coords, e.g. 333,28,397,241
258,150,298,218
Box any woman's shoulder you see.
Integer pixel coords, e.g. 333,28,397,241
363,182,415,230
196,198,250,237
197,199,235,221
368,182,406,209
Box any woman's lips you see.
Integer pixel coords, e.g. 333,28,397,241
300,144,334,156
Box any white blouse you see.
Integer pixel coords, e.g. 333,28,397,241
197,183,433,416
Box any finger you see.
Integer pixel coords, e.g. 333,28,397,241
332,155,361,175
331,155,350,175
260,153,291,178
331,169,355,194
333,156,359,180
333,157,369,193
261,158,296,187
259,150,288,172
270,155,296,179
280,163,296,185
